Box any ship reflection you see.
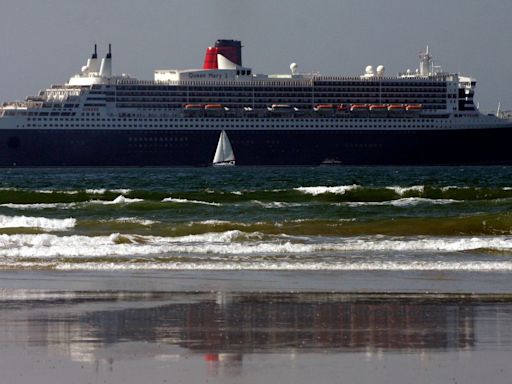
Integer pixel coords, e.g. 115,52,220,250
10,292,512,366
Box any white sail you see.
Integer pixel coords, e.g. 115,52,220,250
213,130,235,166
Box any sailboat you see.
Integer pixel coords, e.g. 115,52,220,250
212,130,236,166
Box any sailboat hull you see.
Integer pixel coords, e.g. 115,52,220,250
212,160,235,167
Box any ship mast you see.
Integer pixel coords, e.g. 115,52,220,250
419,46,433,76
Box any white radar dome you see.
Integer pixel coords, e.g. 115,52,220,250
376,65,385,76
365,65,374,75
290,62,298,75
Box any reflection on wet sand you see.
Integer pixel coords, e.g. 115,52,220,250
1,292,512,369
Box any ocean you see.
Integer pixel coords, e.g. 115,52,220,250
2,166,512,383
1,166,512,273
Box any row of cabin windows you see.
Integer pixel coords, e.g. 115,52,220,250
116,99,449,103
114,88,448,96
24,122,446,129
115,84,446,92
115,94,448,100
27,117,444,123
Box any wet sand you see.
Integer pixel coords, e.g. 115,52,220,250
1,270,512,383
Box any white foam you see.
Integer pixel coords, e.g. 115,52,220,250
385,185,425,195
86,188,107,194
251,200,303,208
92,195,143,205
188,220,259,228
48,260,512,272
192,220,233,225
295,185,360,196
86,188,131,194
161,197,221,206
1,233,512,261
33,189,80,194
345,198,458,207
0,203,63,210
327,236,512,252
0,230,256,258
441,186,471,192
114,217,158,226
0,215,76,231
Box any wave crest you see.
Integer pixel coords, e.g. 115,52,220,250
0,215,76,231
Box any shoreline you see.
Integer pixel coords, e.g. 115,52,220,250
1,269,512,294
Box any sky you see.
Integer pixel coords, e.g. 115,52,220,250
0,0,511,111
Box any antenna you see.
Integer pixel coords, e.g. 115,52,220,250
107,43,112,59
92,44,98,59
496,101,501,117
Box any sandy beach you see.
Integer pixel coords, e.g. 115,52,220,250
1,270,512,384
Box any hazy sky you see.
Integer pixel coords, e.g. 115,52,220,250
0,0,510,111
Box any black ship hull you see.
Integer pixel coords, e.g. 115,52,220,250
0,126,511,166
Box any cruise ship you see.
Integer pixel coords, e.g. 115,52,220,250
0,39,511,166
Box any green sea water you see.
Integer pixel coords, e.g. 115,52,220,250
1,166,512,271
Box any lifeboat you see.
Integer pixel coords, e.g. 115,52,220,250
205,104,225,116
406,104,423,111
314,104,336,111
184,104,204,109
350,104,369,112
314,104,336,115
369,104,388,112
204,104,223,110
184,104,204,116
387,104,406,112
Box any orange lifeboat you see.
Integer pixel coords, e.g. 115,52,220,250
184,104,204,109
387,104,406,112
350,104,369,111
337,104,350,111
314,104,336,115
369,104,388,112
406,104,423,111
204,104,225,116
314,104,336,111
204,104,223,110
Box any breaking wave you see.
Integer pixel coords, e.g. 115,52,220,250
91,195,144,205
1,231,512,271
1,185,512,207
0,215,76,231
0,231,511,257
295,185,360,195
161,197,222,206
